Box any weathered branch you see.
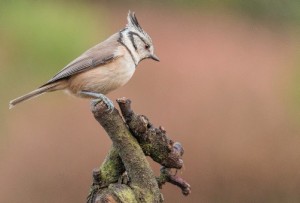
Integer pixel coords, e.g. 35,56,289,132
157,167,191,196
87,98,190,202
117,98,183,169
90,101,161,202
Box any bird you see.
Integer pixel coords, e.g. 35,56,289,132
9,11,159,111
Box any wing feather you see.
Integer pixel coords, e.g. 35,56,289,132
41,33,120,87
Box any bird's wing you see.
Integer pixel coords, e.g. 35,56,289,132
40,33,121,87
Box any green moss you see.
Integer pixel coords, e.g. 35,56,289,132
100,147,125,184
109,184,138,203
140,143,152,155
129,185,155,203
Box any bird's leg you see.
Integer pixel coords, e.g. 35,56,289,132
79,90,114,112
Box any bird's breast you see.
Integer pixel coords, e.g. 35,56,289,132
67,52,136,96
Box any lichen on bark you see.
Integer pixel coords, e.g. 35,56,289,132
87,98,190,203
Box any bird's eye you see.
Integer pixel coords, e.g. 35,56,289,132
145,44,150,50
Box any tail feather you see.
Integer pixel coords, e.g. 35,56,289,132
9,84,57,109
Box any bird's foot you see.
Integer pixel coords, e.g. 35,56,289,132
79,91,114,112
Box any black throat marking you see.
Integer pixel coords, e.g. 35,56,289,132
118,30,137,66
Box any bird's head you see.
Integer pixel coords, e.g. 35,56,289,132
119,11,159,65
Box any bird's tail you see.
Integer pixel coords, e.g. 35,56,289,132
9,83,59,109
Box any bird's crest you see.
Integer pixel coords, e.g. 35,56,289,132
127,11,143,32
126,11,152,43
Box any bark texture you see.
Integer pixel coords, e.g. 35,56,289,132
87,98,190,203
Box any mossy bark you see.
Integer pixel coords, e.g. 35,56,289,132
89,101,161,203
87,98,190,203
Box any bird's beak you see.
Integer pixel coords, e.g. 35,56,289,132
149,54,160,62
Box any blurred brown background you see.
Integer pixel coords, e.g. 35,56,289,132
1,1,300,202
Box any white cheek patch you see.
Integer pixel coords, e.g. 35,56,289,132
132,35,150,60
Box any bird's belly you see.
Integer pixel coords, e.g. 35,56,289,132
67,59,135,96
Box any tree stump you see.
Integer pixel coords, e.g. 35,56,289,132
87,98,191,203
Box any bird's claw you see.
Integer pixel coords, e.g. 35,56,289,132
79,91,114,112
91,98,114,112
